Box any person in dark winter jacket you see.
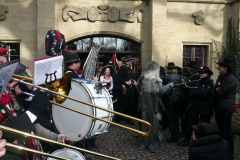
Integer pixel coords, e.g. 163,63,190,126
189,122,232,160
162,62,183,142
211,59,237,158
189,66,214,123
177,61,200,146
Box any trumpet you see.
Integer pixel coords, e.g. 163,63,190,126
12,74,152,136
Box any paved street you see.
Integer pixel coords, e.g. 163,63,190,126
82,121,240,160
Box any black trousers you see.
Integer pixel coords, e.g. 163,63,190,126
215,110,234,156
184,105,200,142
116,86,136,121
166,102,180,140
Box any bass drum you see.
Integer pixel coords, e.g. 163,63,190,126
47,148,85,160
51,79,113,142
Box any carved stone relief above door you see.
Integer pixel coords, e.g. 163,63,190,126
62,4,143,23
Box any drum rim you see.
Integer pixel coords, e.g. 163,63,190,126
48,148,86,160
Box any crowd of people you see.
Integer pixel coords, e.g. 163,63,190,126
0,47,237,160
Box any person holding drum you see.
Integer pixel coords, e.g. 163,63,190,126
64,53,82,78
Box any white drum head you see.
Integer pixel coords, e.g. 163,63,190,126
47,148,85,160
51,80,94,141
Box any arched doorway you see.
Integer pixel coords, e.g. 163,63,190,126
66,35,142,79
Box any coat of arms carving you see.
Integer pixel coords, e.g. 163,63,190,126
0,5,9,21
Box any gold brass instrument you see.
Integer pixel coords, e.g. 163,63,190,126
12,74,153,136
175,73,200,88
0,124,120,160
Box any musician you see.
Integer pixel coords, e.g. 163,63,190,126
1,90,50,160
117,55,137,125
211,58,237,158
137,61,174,153
162,62,183,143
64,53,82,78
177,61,200,146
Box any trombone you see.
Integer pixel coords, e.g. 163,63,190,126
11,74,153,137
0,124,121,160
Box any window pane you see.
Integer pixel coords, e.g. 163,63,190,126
6,43,20,62
117,38,128,51
195,47,204,57
103,37,117,50
183,46,192,58
183,58,191,66
75,38,91,50
195,58,203,67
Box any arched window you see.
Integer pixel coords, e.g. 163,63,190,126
66,36,142,79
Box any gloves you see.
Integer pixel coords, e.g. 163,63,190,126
168,82,175,88
28,91,50,119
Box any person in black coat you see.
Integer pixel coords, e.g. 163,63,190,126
211,59,237,158
177,61,200,146
189,122,232,160
64,53,82,78
117,55,137,125
189,66,214,123
162,62,183,142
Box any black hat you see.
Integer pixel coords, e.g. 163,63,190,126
175,66,182,74
186,61,198,70
65,53,82,64
122,55,134,61
101,65,113,75
165,62,176,69
198,66,213,75
217,58,232,69
14,63,29,77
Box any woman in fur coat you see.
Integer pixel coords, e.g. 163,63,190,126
137,61,174,153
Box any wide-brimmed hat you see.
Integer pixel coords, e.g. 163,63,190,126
165,62,176,69
101,65,113,75
122,55,134,61
198,66,213,75
64,53,82,64
217,58,232,69
186,61,198,70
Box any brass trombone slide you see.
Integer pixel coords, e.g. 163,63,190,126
12,75,153,136
0,124,121,160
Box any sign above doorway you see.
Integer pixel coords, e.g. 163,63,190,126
62,4,143,23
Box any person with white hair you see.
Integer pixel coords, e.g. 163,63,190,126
137,61,174,153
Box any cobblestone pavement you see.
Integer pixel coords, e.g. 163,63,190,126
81,121,240,160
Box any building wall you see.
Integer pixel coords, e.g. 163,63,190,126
0,0,238,78
166,2,232,80
0,0,37,72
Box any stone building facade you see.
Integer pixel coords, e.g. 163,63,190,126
0,0,239,79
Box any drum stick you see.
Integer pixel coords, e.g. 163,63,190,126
58,124,68,158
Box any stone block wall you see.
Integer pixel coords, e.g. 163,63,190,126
0,0,37,73
166,2,232,80
55,0,151,66
0,0,238,76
